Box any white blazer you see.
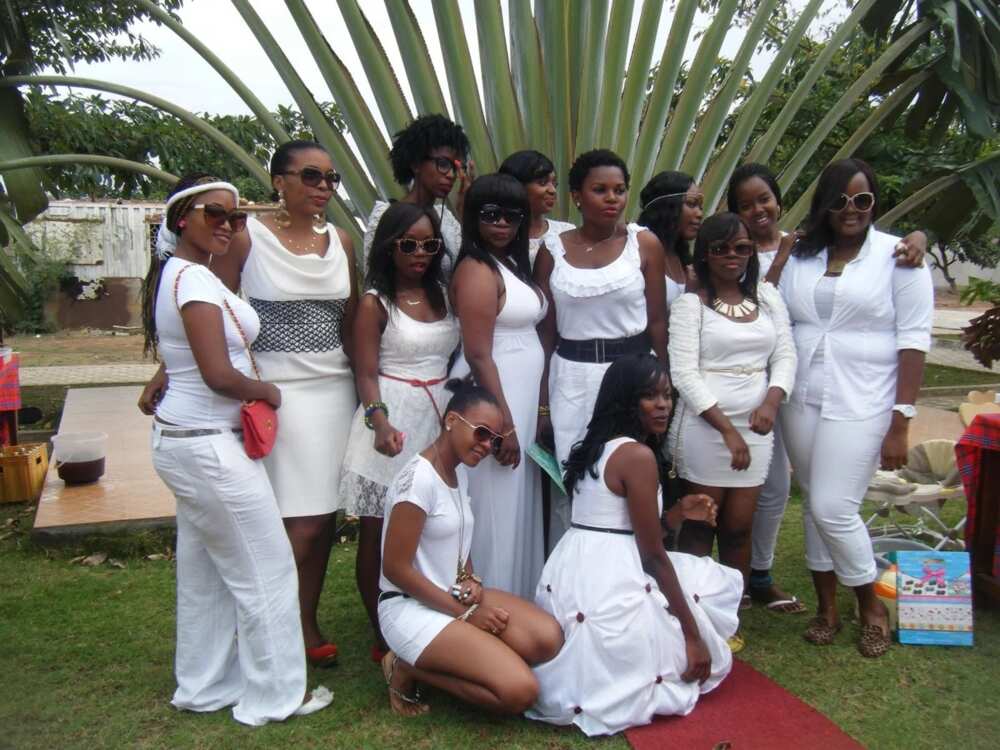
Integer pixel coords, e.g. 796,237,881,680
778,227,933,421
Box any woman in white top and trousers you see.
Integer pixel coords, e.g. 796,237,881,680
775,159,933,658
140,175,330,725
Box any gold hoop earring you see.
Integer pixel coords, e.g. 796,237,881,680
275,192,291,229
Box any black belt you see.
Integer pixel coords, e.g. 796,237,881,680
378,590,410,603
571,522,634,535
556,331,650,364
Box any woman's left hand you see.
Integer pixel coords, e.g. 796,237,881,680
881,422,909,470
496,428,521,469
749,402,777,435
455,159,476,216
894,232,926,268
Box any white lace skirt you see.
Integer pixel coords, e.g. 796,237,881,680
338,376,450,518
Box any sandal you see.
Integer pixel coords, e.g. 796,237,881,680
764,596,807,615
306,642,339,668
803,616,842,645
381,651,427,715
739,594,752,611
727,632,746,654
858,623,891,658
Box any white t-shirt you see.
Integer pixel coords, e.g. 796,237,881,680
379,454,473,594
154,258,260,429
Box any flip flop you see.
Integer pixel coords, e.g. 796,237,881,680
727,633,746,654
764,596,807,614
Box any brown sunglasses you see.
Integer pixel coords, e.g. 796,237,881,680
192,203,248,232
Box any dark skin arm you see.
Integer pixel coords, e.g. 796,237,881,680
606,442,711,684
451,259,521,468
182,301,281,407
353,294,404,456
382,501,510,634
765,230,928,286
748,386,787,436
138,362,167,415
210,228,250,294
338,228,360,362
533,244,557,451
881,349,925,470
637,231,669,361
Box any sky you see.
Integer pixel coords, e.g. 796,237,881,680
51,0,848,143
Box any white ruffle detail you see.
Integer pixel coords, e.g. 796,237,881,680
549,223,644,299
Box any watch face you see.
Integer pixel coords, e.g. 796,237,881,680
895,405,917,418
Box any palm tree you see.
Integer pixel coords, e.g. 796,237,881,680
1,0,998,323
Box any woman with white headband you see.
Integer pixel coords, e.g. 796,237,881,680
637,172,704,307
139,174,331,725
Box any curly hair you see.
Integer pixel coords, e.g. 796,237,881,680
389,114,471,186
568,149,630,192
365,201,447,316
796,158,879,258
455,174,533,283
563,353,668,498
638,171,695,265
726,162,783,214
691,212,760,308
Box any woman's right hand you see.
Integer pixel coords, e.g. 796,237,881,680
496,427,521,469
137,369,168,415
263,383,282,410
723,428,750,471
374,423,405,457
535,413,554,452
681,632,712,684
467,604,510,635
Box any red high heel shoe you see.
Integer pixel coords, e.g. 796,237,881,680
370,644,388,664
306,642,339,668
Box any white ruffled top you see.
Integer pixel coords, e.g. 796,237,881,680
547,222,647,340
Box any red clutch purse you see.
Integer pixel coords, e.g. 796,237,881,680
240,399,277,459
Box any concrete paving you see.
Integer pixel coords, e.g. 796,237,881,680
21,363,158,386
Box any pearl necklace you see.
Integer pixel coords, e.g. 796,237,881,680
712,297,757,318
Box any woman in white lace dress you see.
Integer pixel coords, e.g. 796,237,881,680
363,114,472,277
668,212,796,651
339,202,459,663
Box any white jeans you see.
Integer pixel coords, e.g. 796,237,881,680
780,405,890,587
750,422,790,571
151,425,306,726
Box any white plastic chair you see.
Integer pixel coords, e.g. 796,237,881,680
865,439,966,551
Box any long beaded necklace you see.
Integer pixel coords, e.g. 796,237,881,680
432,444,467,580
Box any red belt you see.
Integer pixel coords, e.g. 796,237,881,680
378,372,447,422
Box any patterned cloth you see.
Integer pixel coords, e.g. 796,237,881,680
955,413,1000,578
0,353,20,411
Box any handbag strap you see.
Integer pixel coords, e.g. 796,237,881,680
173,261,261,381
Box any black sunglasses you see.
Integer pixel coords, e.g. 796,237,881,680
427,156,466,177
283,167,341,191
192,203,248,232
707,239,755,258
479,204,524,226
395,238,443,255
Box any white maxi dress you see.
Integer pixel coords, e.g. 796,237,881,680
242,217,356,517
453,261,547,598
528,437,742,736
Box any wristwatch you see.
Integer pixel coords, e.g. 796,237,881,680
892,404,917,419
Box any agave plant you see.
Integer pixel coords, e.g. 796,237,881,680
1,0,998,322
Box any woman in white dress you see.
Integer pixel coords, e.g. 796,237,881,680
534,149,667,549
339,202,460,663
498,150,575,270
637,171,703,306
668,213,797,651
450,174,548,598
529,353,741,736
140,175,331,725
379,384,562,717
363,114,472,275
776,159,933,658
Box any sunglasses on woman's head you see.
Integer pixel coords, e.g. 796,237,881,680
427,156,466,177
830,192,874,213
282,167,341,190
707,239,755,258
479,204,524,226
395,237,443,255
192,204,248,232
453,412,504,454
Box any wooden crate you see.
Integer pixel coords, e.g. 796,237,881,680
0,443,49,503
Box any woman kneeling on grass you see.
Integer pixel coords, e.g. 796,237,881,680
378,383,563,716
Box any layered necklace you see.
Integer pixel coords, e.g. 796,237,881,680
432,444,467,579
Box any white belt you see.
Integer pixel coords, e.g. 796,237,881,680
703,365,766,375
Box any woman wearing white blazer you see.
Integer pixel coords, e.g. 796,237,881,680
776,159,933,658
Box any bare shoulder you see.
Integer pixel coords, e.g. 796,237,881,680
605,440,657,474
336,226,355,253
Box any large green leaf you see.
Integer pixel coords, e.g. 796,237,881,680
594,0,634,150
0,87,47,226
474,0,526,160
384,0,448,116
508,0,553,161
574,0,610,154
613,0,664,163
536,0,573,216
0,203,36,323
0,154,179,185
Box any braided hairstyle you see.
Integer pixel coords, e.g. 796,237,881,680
140,173,219,358
563,353,668,498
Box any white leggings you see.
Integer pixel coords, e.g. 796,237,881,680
750,421,790,571
780,405,890,587
152,425,306,726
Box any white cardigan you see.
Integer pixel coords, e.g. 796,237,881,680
668,282,797,415
778,227,934,421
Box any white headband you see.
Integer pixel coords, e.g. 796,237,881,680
640,190,697,212
155,181,240,259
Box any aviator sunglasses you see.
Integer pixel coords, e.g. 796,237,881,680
427,156,467,177
453,412,505,454
395,237,443,255
479,204,524,226
192,203,248,232
830,192,874,213
707,238,755,258
282,167,342,191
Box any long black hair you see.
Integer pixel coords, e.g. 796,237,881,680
563,353,668,498
638,171,695,265
796,158,879,257
499,150,556,184
691,212,760,307
141,172,218,358
456,173,533,283
366,201,447,315
726,162,783,214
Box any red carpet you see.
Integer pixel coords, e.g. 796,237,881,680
625,660,864,750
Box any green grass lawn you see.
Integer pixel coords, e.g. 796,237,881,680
1,493,997,750
922,363,1000,388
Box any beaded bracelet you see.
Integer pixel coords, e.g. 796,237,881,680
457,603,479,622
363,401,388,429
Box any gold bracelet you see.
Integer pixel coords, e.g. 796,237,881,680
537,405,551,416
